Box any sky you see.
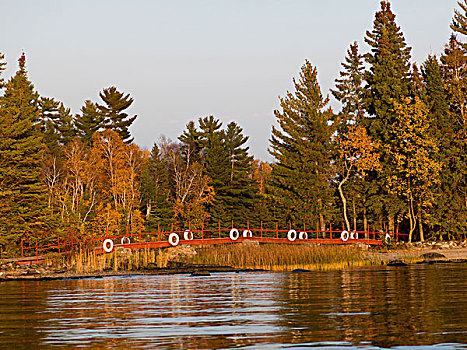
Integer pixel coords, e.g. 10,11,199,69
0,0,459,161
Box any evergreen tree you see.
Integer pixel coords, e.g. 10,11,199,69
75,100,104,146
179,116,258,228
363,1,412,233
39,97,75,153
439,35,467,240
332,41,373,231
98,86,137,143
331,41,366,124
140,143,173,230
451,0,467,40
269,60,334,231
0,54,52,255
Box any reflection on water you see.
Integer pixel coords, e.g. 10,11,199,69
0,263,466,349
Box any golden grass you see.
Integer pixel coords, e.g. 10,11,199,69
183,243,374,271
67,248,158,273
55,243,399,274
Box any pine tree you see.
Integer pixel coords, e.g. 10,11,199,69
98,86,137,143
363,1,412,234
269,61,334,231
332,41,374,232
75,100,104,146
140,143,173,230
39,97,76,153
451,0,467,40
331,41,366,124
0,54,52,254
439,35,467,240
223,121,259,227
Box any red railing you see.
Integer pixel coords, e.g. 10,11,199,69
20,221,408,258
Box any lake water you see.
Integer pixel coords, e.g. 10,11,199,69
0,263,466,349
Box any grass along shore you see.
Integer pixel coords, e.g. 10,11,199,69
55,242,402,274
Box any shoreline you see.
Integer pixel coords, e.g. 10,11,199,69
1,245,467,282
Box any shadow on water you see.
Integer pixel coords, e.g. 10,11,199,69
0,263,465,349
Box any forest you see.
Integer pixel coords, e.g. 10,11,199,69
1,1,467,256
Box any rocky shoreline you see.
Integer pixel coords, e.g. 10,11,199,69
1,241,466,282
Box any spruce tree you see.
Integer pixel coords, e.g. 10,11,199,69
269,60,334,231
451,0,467,40
98,86,137,143
363,1,412,233
39,97,75,153
439,35,467,240
0,54,52,254
179,116,258,228
331,41,366,124
332,42,377,232
140,143,173,230
75,100,104,146
421,55,455,238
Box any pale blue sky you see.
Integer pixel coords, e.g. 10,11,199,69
0,0,459,160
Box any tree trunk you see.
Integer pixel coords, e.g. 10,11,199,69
388,215,395,235
363,207,368,239
418,203,424,242
319,213,325,237
352,199,357,232
338,181,350,232
408,197,416,243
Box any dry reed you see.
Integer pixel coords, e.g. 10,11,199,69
183,243,373,271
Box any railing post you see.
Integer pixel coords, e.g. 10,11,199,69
330,223,332,240
21,238,23,258
316,221,319,239
58,235,60,253
126,225,128,236
276,222,278,239
139,222,142,244
261,221,263,239
218,221,221,238
289,221,291,231
202,222,204,240
36,239,38,263
158,223,161,241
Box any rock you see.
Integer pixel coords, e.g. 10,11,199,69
291,269,313,273
191,270,210,276
353,242,371,251
421,252,446,261
387,259,407,266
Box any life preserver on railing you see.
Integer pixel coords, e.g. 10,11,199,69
287,229,297,242
299,231,308,240
243,230,252,238
341,230,349,242
230,228,239,241
103,239,114,253
183,230,194,240
168,233,180,246
384,233,391,243
121,236,130,245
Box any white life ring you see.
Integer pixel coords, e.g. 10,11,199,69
230,228,239,241
168,233,180,246
287,229,297,242
384,233,391,243
299,231,308,240
121,236,130,245
242,229,252,238
103,239,114,253
341,230,349,242
183,231,194,240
